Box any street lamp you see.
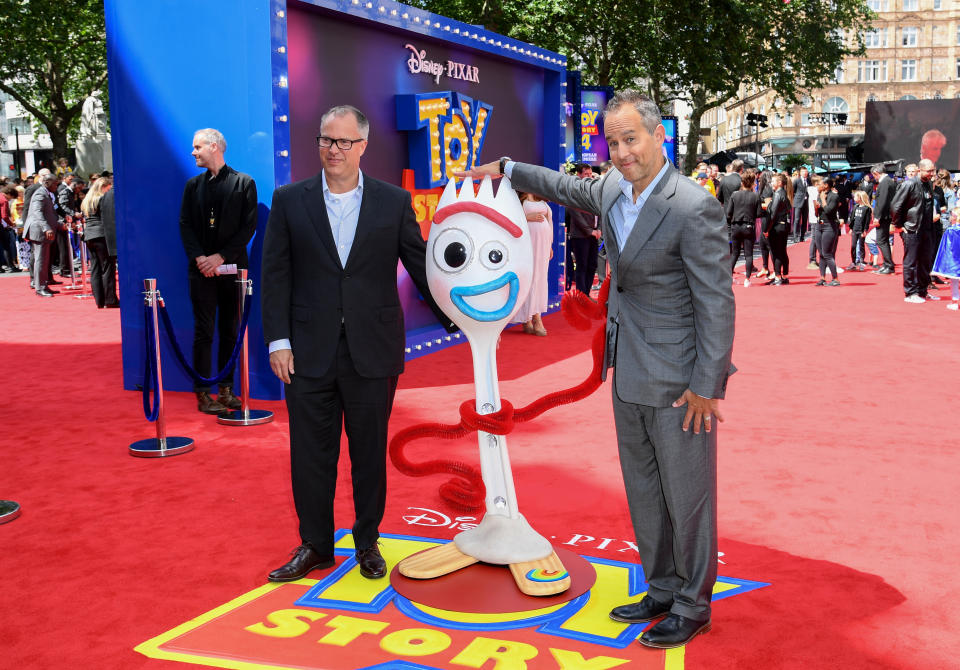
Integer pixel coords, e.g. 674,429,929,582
812,112,847,172
746,113,768,168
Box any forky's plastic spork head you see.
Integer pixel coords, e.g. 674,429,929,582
426,176,533,343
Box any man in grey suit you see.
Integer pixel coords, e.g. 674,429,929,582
23,172,61,298
461,90,735,649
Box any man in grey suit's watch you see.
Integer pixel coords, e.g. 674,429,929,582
458,89,735,650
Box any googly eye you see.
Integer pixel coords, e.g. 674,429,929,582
480,241,508,270
433,227,474,273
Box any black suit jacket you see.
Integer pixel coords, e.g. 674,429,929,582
179,165,257,275
874,176,895,223
717,173,741,205
260,172,454,379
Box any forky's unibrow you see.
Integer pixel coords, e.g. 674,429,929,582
432,202,523,238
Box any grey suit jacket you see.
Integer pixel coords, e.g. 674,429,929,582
23,187,58,242
511,162,735,407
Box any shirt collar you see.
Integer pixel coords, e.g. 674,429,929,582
322,170,364,198
617,159,670,205
207,164,230,181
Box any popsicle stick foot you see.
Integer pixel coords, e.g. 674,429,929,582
398,542,480,579
509,551,571,596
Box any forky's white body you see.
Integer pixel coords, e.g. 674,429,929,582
397,177,570,596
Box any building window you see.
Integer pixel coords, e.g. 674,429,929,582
935,0,942,8
785,112,794,127
858,60,887,82
7,117,32,136
935,91,943,99
900,94,918,100
824,96,850,114
864,28,887,48
902,0,917,9
867,0,884,10
801,113,811,126
867,93,878,102
902,27,918,47
832,64,845,83
801,95,812,107
902,59,917,81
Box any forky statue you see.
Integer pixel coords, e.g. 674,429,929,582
397,176,571,597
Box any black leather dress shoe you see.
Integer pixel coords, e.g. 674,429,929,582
639,613,711,649
36,289,56,297
267,545,335,582
356,545,387,579
609,596,673,623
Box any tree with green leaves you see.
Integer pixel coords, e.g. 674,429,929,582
412,0,873,172
0,0,108,160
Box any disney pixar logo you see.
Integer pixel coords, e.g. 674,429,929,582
405,44,480,85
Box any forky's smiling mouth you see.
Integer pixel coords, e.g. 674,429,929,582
450,272,519,322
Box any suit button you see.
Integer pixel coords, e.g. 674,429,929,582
617,286,623,292
609,317,616,323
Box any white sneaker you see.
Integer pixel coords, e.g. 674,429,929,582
947,302,959,310
926,294,941,301
743,279,751,287
904,295,925,304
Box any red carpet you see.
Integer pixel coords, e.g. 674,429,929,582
1,236,958,669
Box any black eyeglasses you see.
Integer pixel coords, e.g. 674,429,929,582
316,136,365,150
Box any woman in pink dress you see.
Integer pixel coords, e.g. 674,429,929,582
512,192,554,336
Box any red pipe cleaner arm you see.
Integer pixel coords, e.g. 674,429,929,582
388,279,610,512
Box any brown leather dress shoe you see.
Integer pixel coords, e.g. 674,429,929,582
267,545,335,582
196,391,227,415
356,545,387,579
217,385,242,410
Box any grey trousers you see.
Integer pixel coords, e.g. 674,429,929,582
612,382,718,622
31,239,51,292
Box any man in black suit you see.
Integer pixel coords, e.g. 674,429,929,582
715,159,742,206
179,128,258,414
261,105,454,583
792,167,810,242
870,164,896,274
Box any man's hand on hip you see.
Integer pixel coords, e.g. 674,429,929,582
673,388,724,435
270,349,295,384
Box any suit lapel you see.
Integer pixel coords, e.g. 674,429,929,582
616,165,676,272
301,173,342,269
345,177,379,270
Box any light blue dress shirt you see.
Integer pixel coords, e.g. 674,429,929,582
606,159,669,249
268,170,364,354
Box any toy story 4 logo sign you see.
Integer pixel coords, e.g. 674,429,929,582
136,529,769,670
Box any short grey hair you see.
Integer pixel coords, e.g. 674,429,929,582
871,163,885,175
320,105,370,140
604,89,661,134
40,172,59,185
194,128,227,153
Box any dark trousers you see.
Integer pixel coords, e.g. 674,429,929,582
730,223,756,278
189,273,239,391
817,223,839,279
0,227,18,268
792,206,808,241
850,232,866,265
768,225,790,277
570,236,599,294
54,228,73,276
285,331,398,555
757,224,771,270
902,229,932,297
85,237,118,307
31,239,51,291
875,222,894,271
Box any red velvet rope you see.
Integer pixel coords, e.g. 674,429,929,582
389,279,611,511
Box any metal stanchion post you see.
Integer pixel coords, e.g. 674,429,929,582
74,224,94,300
129,278,195,457
218,269,274,426
0,500,21,524
62,227,81,291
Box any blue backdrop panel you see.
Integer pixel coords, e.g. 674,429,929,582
105,0,277,398
106,0,565,400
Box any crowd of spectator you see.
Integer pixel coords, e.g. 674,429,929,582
0,161,118,308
